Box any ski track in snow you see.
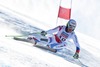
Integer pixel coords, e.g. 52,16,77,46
0,10,100,67
0,10,42,35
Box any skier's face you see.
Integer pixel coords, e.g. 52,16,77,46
67,24,76,32
67,27,73,33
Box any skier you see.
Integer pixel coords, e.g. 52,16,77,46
27,19,80,59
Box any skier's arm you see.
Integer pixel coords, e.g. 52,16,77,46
72,34,80,53
41,26,62,36
72,34,80,59
46,26,63,34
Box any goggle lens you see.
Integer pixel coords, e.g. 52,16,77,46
68,24,75,30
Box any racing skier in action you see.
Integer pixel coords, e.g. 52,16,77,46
14,19,80,59
28,19,80,59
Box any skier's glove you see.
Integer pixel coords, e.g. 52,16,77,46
73,52,79,59
41,31,47,36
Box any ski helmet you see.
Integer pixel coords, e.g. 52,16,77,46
66,19,76,31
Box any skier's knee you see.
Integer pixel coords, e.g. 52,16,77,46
40,38,48,42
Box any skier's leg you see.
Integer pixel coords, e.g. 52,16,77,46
40,38,48,42
38,37,58,53
40,36,55,42
48,41,66,52
27,36,40,46
45,37,58,52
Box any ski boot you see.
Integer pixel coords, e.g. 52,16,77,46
27,37,40,46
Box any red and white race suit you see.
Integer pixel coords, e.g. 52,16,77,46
46,25,80,53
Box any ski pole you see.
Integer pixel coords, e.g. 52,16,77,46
77,59,88,67
5,35,25,37
5,32,41,37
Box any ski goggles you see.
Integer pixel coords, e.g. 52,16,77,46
68,24,76,30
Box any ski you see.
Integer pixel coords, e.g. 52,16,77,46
13,37,30,42
34,44,57,53
13,36,57,53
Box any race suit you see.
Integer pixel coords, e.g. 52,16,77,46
46,25,80,53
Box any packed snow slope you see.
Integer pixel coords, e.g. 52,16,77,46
0,9,100,67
